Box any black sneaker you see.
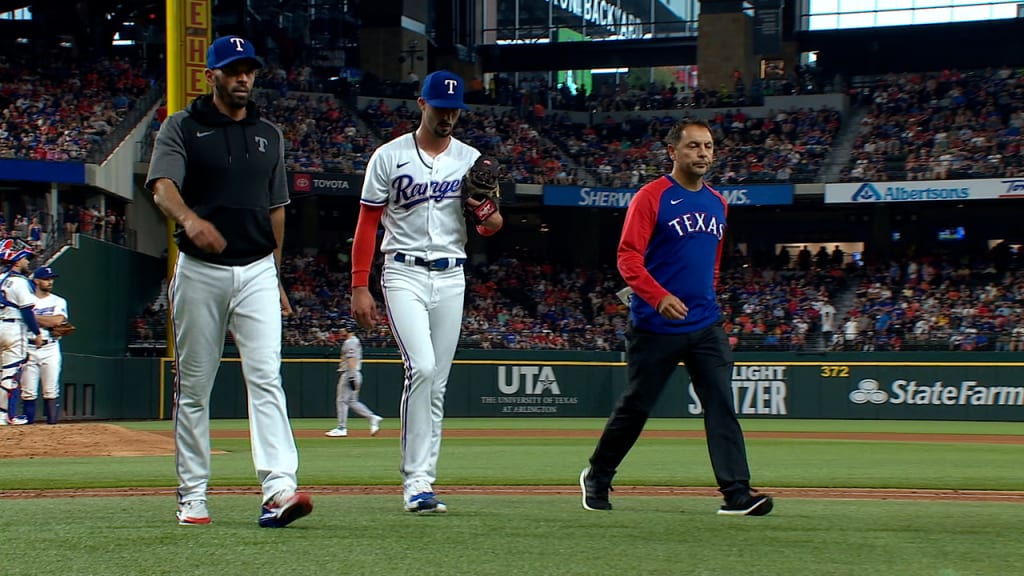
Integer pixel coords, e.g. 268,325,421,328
579,466,613,511
717,491,774,516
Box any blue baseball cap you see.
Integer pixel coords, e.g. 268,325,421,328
33,266,58,279
420,70,469,110
207,36,264,70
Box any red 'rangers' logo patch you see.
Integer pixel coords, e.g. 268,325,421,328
293,173,312,192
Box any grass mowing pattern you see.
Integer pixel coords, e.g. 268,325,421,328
4,419,1024,575
115,418,1024,435
1,495,1022,576
2,437,1023,491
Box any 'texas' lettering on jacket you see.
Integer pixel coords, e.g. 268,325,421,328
390,176,463,209
667,212,725,239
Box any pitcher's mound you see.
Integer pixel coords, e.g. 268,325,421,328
0,423,176,459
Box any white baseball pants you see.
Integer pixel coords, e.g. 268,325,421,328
381,260,464,500
170,252,299,505
336,371,374,428
20,341,62,401
0,321,27,421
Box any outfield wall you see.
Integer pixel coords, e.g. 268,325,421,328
54,236,166,357
63,352,1024,421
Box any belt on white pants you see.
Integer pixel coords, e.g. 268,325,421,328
392,252,466,270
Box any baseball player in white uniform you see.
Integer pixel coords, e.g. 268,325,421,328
18,266,67,425
0,241,43,426
325,320,382,437
350,70,504,512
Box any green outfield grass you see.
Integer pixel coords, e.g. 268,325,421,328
3,418,1023,575
116,417,1024,435
3,418,1023,491
3,436,1024,491
1,496,1022,576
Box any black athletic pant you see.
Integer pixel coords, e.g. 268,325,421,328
588,323,752,499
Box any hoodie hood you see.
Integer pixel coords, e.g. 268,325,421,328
186,94,262,164
186,94,261,126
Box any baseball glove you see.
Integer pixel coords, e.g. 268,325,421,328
49,322,76,337
462,156,501,225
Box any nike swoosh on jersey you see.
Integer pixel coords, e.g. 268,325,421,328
670,197,685,205
197,130,215,138
397,161,410,168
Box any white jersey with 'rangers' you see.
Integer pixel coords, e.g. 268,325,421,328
360,132,481,260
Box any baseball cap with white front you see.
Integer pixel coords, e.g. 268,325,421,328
207,36,264,70
33,266,59,279
420,70,469,110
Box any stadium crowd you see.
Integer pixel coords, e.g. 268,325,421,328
468,64,833,113
255,91,376,173
5,54,1018,355
362,99,575,184
123,241,1024,355
142,70,839,184
841,67,1024,182
537,106,841,188
831,246,1024,352
358,100,841,186
0,55,154,161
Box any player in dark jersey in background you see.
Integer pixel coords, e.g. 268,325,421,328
579,118,773,516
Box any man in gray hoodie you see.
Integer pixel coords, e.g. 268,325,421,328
146,35,312,529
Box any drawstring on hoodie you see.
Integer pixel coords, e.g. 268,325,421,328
220,126,251,164
222,130,233,164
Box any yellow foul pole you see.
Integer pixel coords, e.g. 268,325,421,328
161,0,211,417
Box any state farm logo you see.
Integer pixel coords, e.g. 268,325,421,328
849,379,889,404
293,173,312,192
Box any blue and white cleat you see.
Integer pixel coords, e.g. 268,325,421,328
405,492,448,513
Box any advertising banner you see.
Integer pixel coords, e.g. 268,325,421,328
684,361,1024,421
141,355,1024,421
543,184,794,208
825,178,1024,204
464,363,609,417
183,0,211,102
0,160,86,184
446,360,1024,420
288,171,362,196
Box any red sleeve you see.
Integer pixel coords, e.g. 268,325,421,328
708,185,728,288
351,204,384,288
617,179,670,308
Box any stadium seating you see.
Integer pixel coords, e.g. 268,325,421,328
359,100,841,186
840,68,1024,182
479,65,831,112
255,91,374,173
0,56,153,161
539,106,841,187
141,66,844,184
129,252,860,353
835,254,1024,352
